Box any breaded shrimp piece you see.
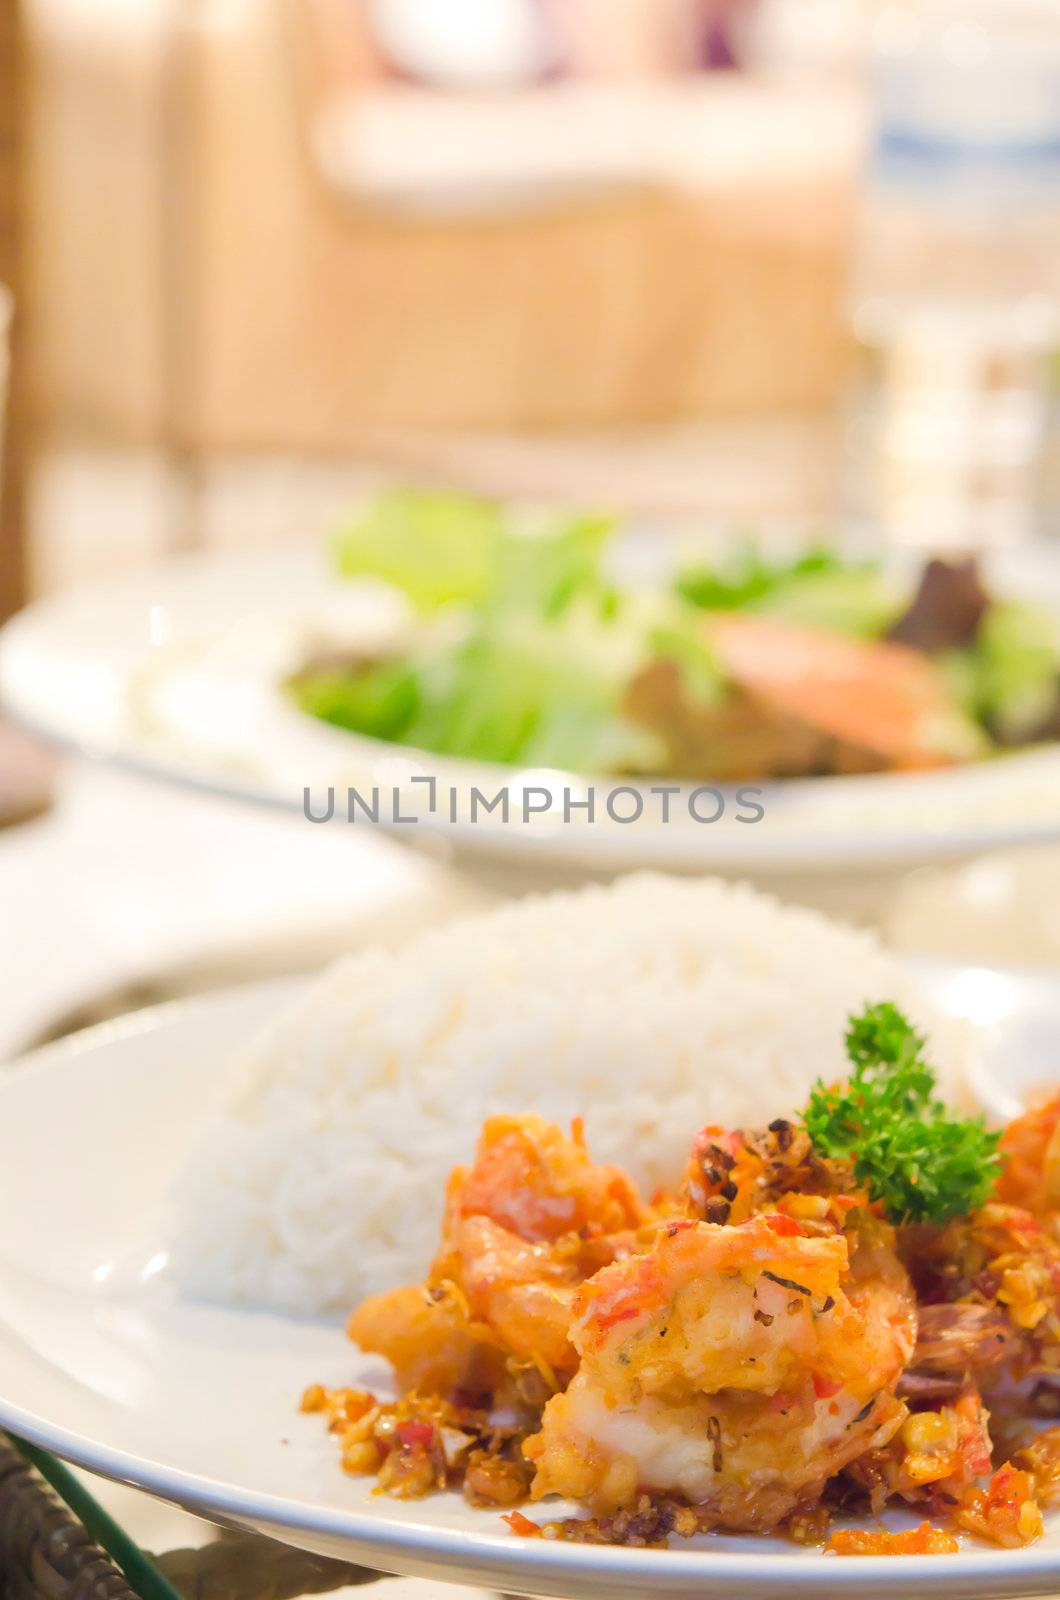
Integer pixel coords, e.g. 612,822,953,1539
444,1113,647,1246
526,1213,916,1527
350,1115,652,1395
996,1094,1060,1214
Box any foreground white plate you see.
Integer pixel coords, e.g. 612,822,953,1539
2,969,1060,1597
3,544,1060,881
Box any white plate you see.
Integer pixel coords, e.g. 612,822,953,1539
3,545,1060,880
3,967,1060,1598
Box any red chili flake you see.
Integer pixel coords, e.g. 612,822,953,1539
666,1219,697,1237
988,1465,1025,1508
503,1511,543,1537
396,1421,434,1449
762,1213,805,1237
595,1303,640,1332
813,1373,843,1399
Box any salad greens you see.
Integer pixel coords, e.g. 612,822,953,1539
943,600,1060,745
308,492,684,771
291,658,420,743
677,545,847,610
676,543,901,638
334,491,616,621
803,1002,1002,1226
333,489,504,611
290,489,1060,777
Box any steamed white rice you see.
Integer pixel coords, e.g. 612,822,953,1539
170,873,973,1315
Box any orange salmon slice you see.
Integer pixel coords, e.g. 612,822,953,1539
708,613,970,771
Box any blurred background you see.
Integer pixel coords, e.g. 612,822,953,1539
7,0,1060,593
20,0,861,602
2,0,1060,1055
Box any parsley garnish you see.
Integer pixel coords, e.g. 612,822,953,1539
803,1002,1001,1225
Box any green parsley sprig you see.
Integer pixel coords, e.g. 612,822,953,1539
802,1001,1001,1225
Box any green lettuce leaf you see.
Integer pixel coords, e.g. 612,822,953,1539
402,600,662,773
946,600,1060,743
677,544,898,637
333,489,505,611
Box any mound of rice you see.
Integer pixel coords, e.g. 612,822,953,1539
170,873,973,1315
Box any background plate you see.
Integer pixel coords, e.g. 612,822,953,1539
3,544,1060,881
